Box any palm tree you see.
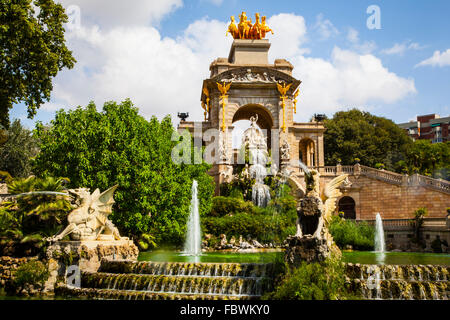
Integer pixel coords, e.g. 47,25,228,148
1,176,72,248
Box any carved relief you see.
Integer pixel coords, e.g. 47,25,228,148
218,68,287,84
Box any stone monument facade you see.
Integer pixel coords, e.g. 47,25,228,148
178,39,325,195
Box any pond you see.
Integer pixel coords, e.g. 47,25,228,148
138,250,450,266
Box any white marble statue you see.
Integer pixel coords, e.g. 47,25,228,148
48,185,122,242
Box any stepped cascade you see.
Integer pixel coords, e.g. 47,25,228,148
346,263,449,300
56,259,276,300
55,259,449,300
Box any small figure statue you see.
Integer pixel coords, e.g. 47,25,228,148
218,133,229,163
226,16,239,39
280,139,291,161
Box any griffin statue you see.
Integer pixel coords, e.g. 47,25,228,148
48,185,122,242
285,163,350,264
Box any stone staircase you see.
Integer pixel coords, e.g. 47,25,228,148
292,164,450,194
55,259,276,300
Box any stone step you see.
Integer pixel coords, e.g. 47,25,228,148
82,272,272,296
345,263,450,282
55,285,260,300
99,259,275,278
350,279,449,300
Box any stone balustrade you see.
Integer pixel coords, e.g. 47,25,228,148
290,163,449,194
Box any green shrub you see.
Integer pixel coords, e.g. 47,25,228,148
204,194,297,244
209,196,254,217
263,256,358,300
329,216,374,251
13,260,49,290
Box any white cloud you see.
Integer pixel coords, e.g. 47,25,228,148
313,13,339,40
202,0,223,5
267,13,309,60
44,13,416,124
347,27,359,43
57,0,183,29
291,47,416,119
345,27,376,54
416,49,450,67
382,41,425,56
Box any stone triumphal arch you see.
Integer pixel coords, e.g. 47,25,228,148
178,39,325,194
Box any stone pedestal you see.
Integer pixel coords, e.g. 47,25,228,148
45,238,139,291
284,235,333,266
46,238,138,272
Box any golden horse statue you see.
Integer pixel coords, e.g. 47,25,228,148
260,16,273,38
226,16,239,39
251,13,263,39
238,11,252,39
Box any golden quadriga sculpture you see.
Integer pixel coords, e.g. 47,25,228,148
227,12,273,40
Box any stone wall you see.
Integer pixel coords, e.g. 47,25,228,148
342,175,449,220
0,256,36,288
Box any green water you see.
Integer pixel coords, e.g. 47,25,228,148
138,250,282,263
138,250,450,266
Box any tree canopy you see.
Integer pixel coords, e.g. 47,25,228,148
324,109,413,170
402,140,450,180
0,119,39,178
0,0,76,128
33,99,215,247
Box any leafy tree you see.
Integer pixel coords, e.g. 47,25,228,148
324,109,413,170
0,119,39,178
33,99,215,247
403,140,450,180
0,0,76,128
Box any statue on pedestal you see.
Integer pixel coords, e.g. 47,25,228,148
285,165,348,265
48,185,122,242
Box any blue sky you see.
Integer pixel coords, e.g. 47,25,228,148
10,0,450,129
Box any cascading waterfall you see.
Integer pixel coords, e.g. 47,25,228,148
250,147,270,207
243,115,271,207
57,259,449,300
183,180,201,257
374,213,386,252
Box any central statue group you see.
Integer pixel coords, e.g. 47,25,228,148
226,12,273,40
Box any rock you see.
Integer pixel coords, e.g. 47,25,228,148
284,235,334,266
251,239,263,248
219,234,227,247
239,241,254,249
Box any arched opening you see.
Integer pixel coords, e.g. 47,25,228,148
338,196,356,219
231,104,274,150
299,138,315,167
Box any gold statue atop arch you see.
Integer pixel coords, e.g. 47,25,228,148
227,12,273,40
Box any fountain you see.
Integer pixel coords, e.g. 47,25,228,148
183,180,202,258
242,115,271,207
375,213,386,252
